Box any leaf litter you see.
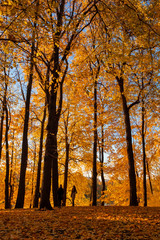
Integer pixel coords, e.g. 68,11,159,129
0,206,159,239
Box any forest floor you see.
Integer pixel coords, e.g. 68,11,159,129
0,206,160,239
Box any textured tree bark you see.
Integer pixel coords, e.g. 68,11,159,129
40,84,59,209
116,76,138,206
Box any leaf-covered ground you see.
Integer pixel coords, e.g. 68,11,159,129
0,206,160,239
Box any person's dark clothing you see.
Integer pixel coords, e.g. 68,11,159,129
71,186,77,206
57,185,64,207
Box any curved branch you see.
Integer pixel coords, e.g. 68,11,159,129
128,92,141,110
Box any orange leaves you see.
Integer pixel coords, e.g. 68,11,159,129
0,206,160,239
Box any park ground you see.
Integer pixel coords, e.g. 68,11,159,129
0,206,160,239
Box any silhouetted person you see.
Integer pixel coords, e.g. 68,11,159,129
57,184,64,207
71,185,77,206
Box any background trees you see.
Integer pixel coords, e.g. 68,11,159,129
0,0,159,209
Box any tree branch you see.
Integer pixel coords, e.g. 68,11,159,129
128,92,141,110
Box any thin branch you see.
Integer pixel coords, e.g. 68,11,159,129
0,0,37,38
128,92,141,110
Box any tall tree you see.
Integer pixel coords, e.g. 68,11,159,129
142,84,147,206
92,63,100,206
15,0,39,208
116,74,139,206
92,72,98,206
0,98,5,162
99,123,106,206
93,0,159,206
4,75,10,209
39,0,97,209
33,98,46,208
62,108,70,207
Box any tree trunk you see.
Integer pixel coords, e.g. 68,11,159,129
146,161,153,194
40,0,65,208
30,142,36,208
33,103,46,208
15,44,35,208
9,130,14,208
100,124,105,206
15,0,39,208
51,132,59,207
40,126,58,209
0,101,5,162
92,77,97,206
40,86,58,209
63,139,69,206
5,103,10,209
39,137,53,209
142,97,147,206
116,76,138,206
40,66,60,210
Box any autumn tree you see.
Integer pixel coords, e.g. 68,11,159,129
93,0,160,206
33,98,47,208
56,76,92,206
0,0,159,209
98,91,107,206
15,0,39,208
37,0,98,209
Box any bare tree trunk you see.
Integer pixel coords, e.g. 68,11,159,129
15,0,39,208
30,141,36,208
40,90,58,209
33,102,46,208
92,77,98,206
5,103,10,209
142,104,147,206
63,139,69,206
100,124,105,206
51,133,59,207
15,42,35,208
142,88,147,206
40,142,53,209
146,161,153,194
9,130,14,208
62,110,70,206
4,74,10,209
116,76,138,206
0,101,5,162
